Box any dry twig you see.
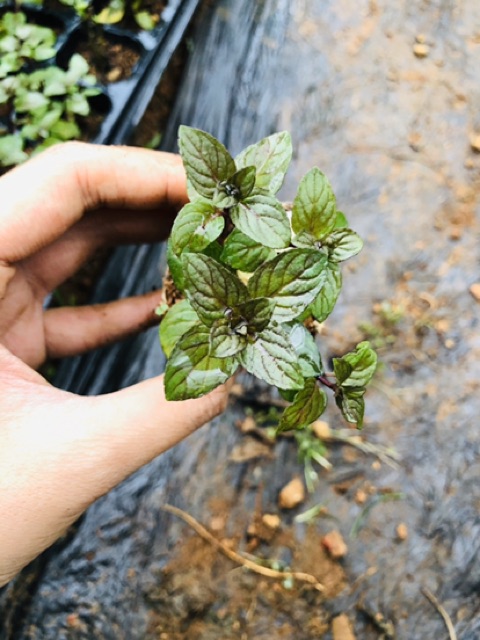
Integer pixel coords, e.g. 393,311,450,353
161,503,324,592
422,587,457,640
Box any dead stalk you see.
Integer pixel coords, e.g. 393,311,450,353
161,503,324,592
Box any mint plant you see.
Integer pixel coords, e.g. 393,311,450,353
0,9,101,169
22,0,159,30
0,11,56,79
159,127,377,431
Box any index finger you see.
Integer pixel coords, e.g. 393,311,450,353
0,142,188,263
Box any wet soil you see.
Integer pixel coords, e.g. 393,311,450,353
1,0,480,639
75,28,141,83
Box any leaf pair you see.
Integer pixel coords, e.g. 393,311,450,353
177,126,293,249
290,168,363,323
333,341,377,428
159,125,376,432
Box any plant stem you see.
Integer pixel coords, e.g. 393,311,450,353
317,374,337,392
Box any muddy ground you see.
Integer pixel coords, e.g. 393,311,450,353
1,0,480,638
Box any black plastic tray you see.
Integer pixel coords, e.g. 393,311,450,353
0,0,202,145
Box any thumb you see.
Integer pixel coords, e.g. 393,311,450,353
0,372,229,585
81,375,230,493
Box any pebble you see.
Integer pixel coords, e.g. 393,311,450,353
413,43,430,58
312,420,331,440
355,488,368,505
469,134,480,152
469,283,480,301
322,529,348,559
396,522,408,541
278,477,305,509
262,513,281,530
332,614,356,640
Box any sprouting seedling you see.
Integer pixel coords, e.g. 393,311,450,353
159,126,377,431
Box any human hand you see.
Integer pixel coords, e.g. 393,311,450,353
0,143,229,587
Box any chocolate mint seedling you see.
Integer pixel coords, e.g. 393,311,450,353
159,126,376,430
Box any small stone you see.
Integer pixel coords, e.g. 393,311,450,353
413,43,430,58
312,420,331,440
355,489,368,505
210,515,225,532
230,382,244,397
444,338,455,349
469,283,480,301
322,529,348,559
435,319,450,333
372,460,382,471
332,614,356,640
396,523,408,541
469,134,480,153
408,131,423,151
239,415,256,433
278,477,305,509
449,226,462,241
106,67,122,82
262,513,281,530
415,33,427,44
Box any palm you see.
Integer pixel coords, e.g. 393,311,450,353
0,144,187,369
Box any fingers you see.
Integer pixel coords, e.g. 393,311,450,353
43,290,163,359
0,364,230,584
23,207,178,296
81,376,231,489
0,142,187,264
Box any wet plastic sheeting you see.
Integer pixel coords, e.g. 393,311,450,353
1,0,480,638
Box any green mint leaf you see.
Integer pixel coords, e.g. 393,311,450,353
164,324,238,400
209,320,247,358
284,322,323,377
333,359,352,384
230,194,291,249
171,201,224,255
235,131,292,194
292,168,337,240
239,324,304,390
220,229,275,272
291,230,317,249
235,297,276,333
335,388,365,428
248,249,327,322
233,165,256,198
167,240,185,292
214,166,257,208
310,261,342,322
278,379,327,432
324,228,363,262
178,126,236,199
160,299,199,358
182,253,248,326
333,341,377,388
334,210,349,228
278,388,297,402
201,240,223,261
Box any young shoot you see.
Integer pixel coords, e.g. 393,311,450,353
159,126,377,431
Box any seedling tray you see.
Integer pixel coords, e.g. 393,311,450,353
0,0,202,145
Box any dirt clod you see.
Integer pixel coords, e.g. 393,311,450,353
396,523,408,541
413,42,430,58
262,513,281,530
278,477,305,509
332,614,356,640
469,283,480,301
469,134,480,152
322,530,348,559
312,420,331,440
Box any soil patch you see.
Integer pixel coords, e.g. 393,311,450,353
75,28,141,83
145,515,345,640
